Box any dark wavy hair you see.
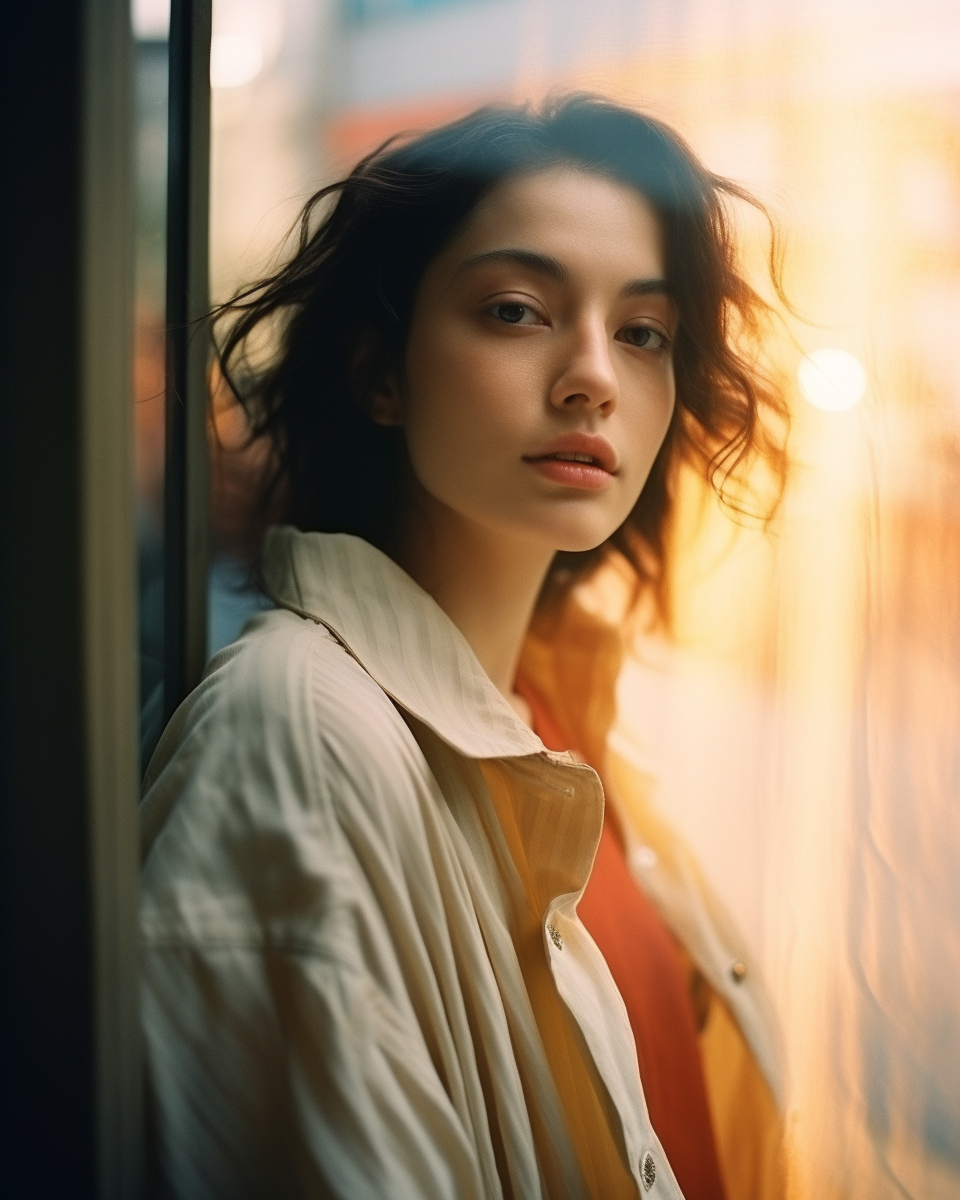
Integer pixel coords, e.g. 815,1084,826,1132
214,94,788,618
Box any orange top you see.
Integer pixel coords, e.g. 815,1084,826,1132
516,676,727,1200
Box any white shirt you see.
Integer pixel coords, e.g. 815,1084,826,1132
140,528,776,1199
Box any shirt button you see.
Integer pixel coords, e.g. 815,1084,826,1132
641,1150,656,1190
547,924,563,951
730,959,747,983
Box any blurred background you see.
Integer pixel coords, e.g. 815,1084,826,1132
132,1,960,1195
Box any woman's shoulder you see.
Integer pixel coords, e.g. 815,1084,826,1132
158,607,400,752
141,608,418,851
139,606,444,953
207,605,377,712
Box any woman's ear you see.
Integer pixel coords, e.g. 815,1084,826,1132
368,372,404,427
349,329,404,426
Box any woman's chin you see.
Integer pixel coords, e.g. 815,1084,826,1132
529,501,636,556
546,525,622,556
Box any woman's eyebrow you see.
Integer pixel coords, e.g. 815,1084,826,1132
623,278,671,298
456,248,671,298
457,248,567,281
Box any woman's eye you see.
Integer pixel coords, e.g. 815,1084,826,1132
620,325,669,351
490,301,538,325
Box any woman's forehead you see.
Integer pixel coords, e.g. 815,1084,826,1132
433,166,667,289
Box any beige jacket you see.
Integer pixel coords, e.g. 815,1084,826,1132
140,528,782,1200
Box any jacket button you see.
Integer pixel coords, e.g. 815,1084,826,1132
547,924,563,951
730,959,747,983
641,1150,656,1190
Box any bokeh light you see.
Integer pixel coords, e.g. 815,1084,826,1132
210,33,263,89
798,348,868,412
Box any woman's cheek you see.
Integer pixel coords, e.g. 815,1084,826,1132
430,344,536,445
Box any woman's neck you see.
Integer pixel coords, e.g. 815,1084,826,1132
393,499,553,723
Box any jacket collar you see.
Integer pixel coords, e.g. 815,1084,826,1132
261,526,545,761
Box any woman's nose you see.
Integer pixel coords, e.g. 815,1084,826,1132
548,321,619,414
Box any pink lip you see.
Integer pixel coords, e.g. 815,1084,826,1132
522,432,619,491
525,458,613,490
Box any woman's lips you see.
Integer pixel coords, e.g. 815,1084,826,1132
523,455,613,490
522,434,618,490
520,429,619,480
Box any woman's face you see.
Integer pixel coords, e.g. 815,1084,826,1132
389,166,677,555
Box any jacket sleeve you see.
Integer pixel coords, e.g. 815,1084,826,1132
139,615,488,1200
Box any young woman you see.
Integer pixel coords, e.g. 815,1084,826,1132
141,96,788,1200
